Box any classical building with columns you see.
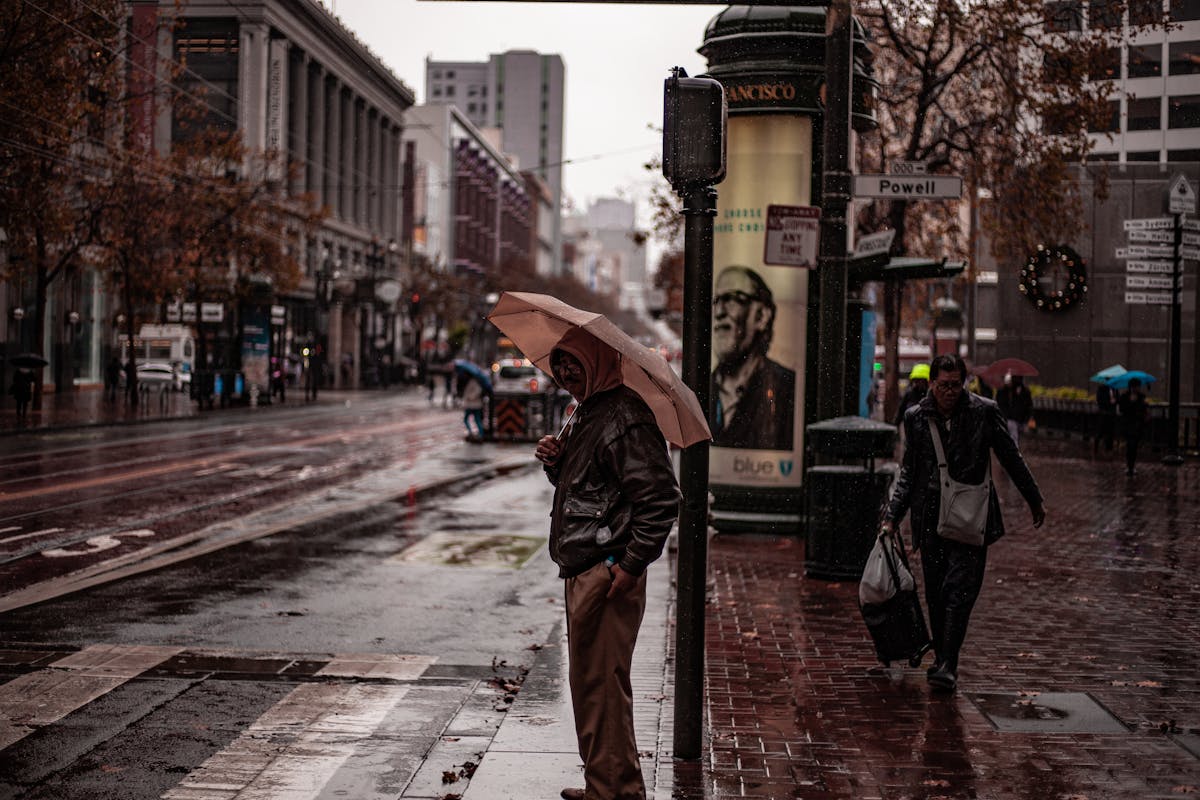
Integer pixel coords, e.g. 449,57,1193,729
158,0,415,389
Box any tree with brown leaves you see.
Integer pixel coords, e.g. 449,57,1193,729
855,0,1164,419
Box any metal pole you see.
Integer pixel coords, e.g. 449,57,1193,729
1164,212,1184,465
673,185,715,761
817,0,854,420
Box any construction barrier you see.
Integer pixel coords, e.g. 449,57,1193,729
487,392,563,442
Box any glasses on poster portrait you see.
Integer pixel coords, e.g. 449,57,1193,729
712,290,759,309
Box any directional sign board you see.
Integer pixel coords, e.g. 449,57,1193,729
853,174,963,199
763,204,820,267
1183,245,1200,260
891,161,927,175
1183,232,1200,246
1128,229,1174,243
1126,260,1173,274
1126,275,1175,289
1168,174,1197,215
1117,245,1174,258
1126,292,1174,305
1124,217,1174,231
853,228,896,258
1184,218,1199,232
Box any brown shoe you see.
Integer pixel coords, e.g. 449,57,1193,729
560,789,585,800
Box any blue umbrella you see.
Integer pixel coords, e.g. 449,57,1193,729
1089,364,1126,383
1105,370,1155,390
453,359,493,392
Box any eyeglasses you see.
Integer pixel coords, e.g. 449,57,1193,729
712,290,757,309
552,360,585,378
932,379,963,391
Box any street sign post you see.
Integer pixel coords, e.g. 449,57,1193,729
1125,260,1173,273
1128,229,1174,244
852,228,896,259
1117,245,1174,258
1124,217,1174,231
1125,292,1174,304
1167,174,1197,215
763,204,820,267
852,174,963,199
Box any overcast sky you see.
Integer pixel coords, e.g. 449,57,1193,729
318,0,720,219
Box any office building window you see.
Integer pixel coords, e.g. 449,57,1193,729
1043,49,1079,83
446,86,455,97
432,70,442,79
447,70,456,78
432,87,442,98
1089,47,1121,80
1128,96,1161,129
1168,148,1200,160
1128,44,1162,77
1088,99,1121,132
1046,0,1084,30
1126,150,1160,161
1168,94,1200,127
468,102,477,114
1089,151,1120,161
173,18,240,140
1169,41,1200,75
1090,0,1123,27
1130,0,1164,24
1171,0,1200,20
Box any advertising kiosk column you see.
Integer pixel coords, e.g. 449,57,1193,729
698,5,877,530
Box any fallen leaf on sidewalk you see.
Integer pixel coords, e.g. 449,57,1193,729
1134,680,1163,688
441,770,460,784
922,778,951,787
742,631,760,641
1172,785,1198,793
1015,652,1040,658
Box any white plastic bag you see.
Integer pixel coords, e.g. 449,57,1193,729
859,531,915,606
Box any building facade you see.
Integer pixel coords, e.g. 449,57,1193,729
426,51,565,275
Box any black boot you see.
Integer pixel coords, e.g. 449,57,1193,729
929,608,970,691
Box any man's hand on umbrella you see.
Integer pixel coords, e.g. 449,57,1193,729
606,563,636,599
535,435,562,466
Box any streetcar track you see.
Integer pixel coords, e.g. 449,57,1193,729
0,425,462,566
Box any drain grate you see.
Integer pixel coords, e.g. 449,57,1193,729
968,692,1128,734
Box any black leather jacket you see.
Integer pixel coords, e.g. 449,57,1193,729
544,386,680,578
884,391,1043,549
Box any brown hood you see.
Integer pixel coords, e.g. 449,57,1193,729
551,327,623,401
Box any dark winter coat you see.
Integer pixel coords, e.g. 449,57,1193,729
544,385,680,579
884,391,1043,550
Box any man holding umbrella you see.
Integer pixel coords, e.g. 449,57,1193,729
533,327,680,800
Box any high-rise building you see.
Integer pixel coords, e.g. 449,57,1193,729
426,51,565,275
1042,0,1200,161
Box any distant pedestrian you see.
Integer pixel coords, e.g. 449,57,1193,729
1118,379,1149,477
104,355,121,402
881,354,1045,693
533,328,680,800
895,364,929,427
10,368,34,421
1095,381,1117,453
461,374,485,440
996,374,1033,444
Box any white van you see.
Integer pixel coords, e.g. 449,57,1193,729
119,324,196,387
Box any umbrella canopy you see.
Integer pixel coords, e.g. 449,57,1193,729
1105,370,1155,390
453,359,493,392
9,353,48,369
979,357,1038,388
1089,364,1127,383
486,291,710,448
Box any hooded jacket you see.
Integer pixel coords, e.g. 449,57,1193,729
544,329,680,578
884,391,1042,549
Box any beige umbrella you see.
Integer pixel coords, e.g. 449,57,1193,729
486,291,711,448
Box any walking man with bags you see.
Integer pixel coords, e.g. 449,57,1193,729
880,355,1045,692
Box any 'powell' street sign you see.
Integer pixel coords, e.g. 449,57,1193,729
853,174,963,199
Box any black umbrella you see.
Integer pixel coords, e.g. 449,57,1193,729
9,353,48,368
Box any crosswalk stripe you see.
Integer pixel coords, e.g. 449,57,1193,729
161,682,411,800
0,644,182,750
317,652,437,681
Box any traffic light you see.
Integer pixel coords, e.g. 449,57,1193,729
409,292,421,317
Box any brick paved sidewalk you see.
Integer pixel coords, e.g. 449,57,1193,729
659,440,1200,799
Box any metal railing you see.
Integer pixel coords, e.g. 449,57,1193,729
1031,397,1200,456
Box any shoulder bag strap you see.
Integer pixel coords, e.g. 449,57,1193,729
931,420,993,488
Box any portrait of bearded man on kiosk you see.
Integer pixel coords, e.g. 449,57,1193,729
709,265,796,451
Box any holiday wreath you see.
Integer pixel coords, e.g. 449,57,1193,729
1018,244,1088,312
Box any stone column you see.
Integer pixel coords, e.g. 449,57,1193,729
340,89,354,221
308,64,325,208
327,77,342,220
289,50,308,198
238,22,270,153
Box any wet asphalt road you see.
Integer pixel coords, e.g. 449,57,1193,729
0,397,569,798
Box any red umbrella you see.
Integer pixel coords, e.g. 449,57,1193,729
980,357,1038,388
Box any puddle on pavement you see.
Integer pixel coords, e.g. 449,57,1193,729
1170,732,1200,760
968,691,1128,733
392,531,545,569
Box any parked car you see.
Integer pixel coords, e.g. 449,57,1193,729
491,358,553,395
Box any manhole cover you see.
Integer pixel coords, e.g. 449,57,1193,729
968,692,1128,733
393,532,545,568
1171,733,1200,760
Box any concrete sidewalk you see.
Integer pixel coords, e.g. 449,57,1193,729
466,437,1199,799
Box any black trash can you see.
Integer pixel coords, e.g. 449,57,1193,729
804,416,897,580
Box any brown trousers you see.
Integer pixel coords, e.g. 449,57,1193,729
565,562,648,800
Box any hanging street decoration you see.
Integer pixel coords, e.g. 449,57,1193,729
1018,244,1088,312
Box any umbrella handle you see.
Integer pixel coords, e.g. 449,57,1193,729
556,403,577,442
